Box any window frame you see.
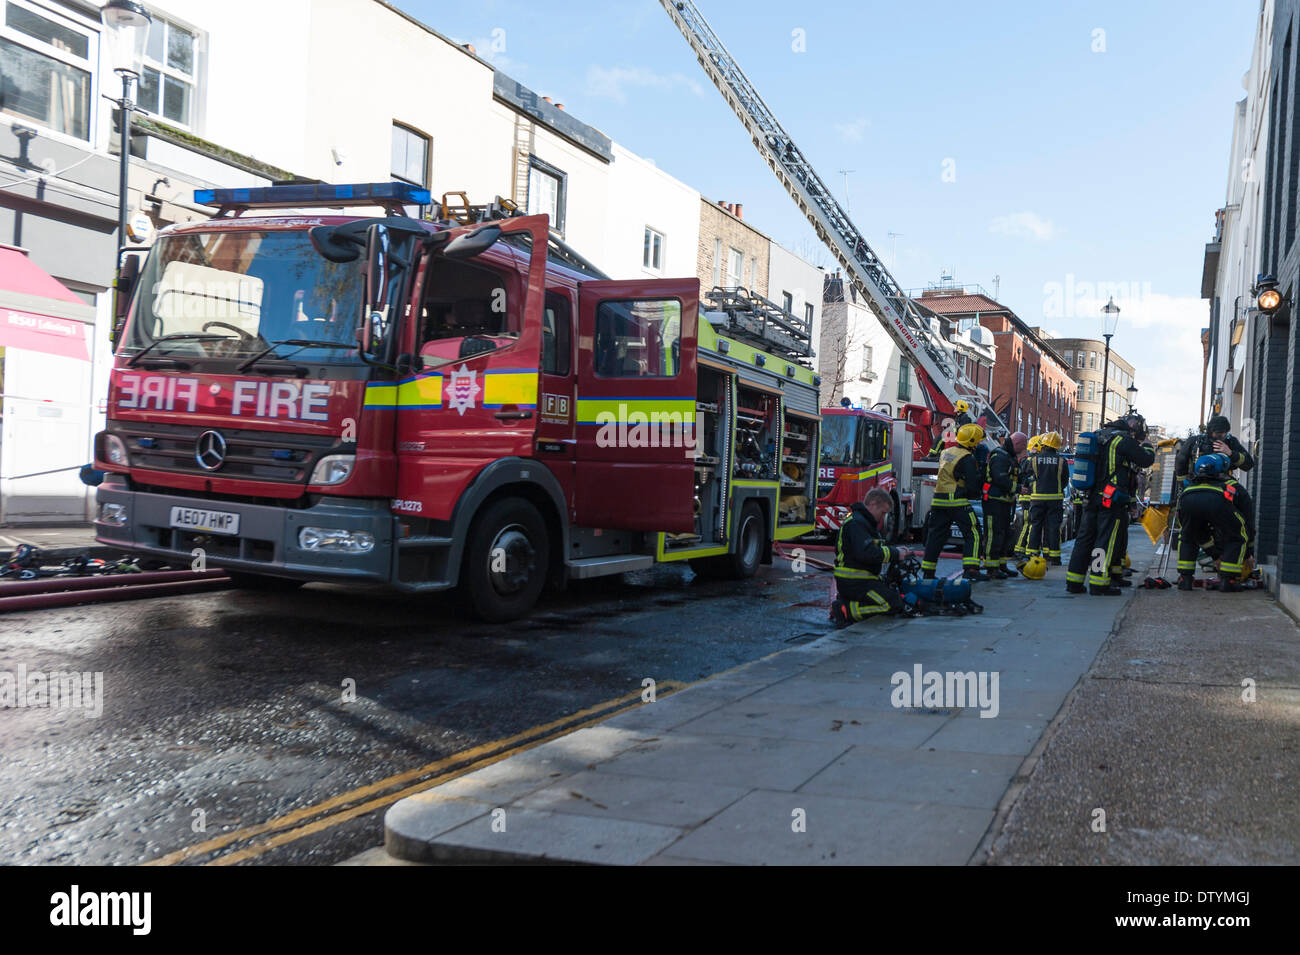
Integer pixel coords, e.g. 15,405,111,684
391,121,431,188
542,290,571,377
592,297,683,380
526,155,567,236
897,358,911,402
135,9,202,131
643,226,665,274
0,0,99,142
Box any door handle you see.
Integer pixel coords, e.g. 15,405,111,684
494,410,533,420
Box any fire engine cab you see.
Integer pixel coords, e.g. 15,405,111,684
94,182,821,621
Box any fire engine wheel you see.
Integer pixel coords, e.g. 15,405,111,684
689,502,764,580
462,497,549,622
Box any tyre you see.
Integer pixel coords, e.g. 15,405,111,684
723,501,765,579
461,497,549,622
884,494,903,545
225,571,305,592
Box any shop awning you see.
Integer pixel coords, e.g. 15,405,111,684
0,246,95,361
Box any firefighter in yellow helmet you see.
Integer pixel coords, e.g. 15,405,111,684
921,423,986,581
953,399,973,428
982,430,1028,577
1013,435,1043,561
1026,430,1070,566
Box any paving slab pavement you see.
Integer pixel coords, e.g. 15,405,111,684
989,555,1300,865
383,529,1156,865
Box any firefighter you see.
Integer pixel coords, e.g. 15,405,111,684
1027,431,1070,565
982,431,1028,578
1065,413,1155,596
1186,459,1257,582
1175,414,1255,481
1176,453,1250,592
953,400,974,428
831,487,911,627
1013,434,1042,561
921,423,986,581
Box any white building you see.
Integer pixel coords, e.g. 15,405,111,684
767,242,823,368
1203,0,1275,436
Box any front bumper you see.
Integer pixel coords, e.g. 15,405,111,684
94,482,397,584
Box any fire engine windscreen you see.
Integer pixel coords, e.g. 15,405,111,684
122,231,365,364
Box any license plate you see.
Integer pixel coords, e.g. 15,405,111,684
169,506,240,536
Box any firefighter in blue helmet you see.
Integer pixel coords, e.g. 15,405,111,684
1175,414,1255,482
1176,453,1251,592
830,487,912,628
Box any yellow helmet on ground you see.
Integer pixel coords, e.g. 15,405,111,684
1027,435,1043,453
954,400,970,414
1041,431,1063,451
1022,555,1048,579
956,423,985,448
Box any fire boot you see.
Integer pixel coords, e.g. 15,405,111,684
1066,581,1086,594
1213,576,1242,593
963,568,990,582
1089,584,1123,596
1109,576,1132,588
1177,574,1194,591
829,599,852,629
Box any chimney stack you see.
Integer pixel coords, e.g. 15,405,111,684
463,43,476,54
543,96,553,104
555,103,564,111
734,203,743,219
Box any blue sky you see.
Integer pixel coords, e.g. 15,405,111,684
403,0,1261,434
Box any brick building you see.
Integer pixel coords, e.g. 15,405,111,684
697,199,769,298
920,289,1075,445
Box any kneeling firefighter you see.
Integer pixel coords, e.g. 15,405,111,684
922,423,986,581
831,487,911,627
1176,453,1250,592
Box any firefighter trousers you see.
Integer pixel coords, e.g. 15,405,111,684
1028,499,1063,560
1176,493,1247,577
836,577,904,621
922,503,981,574
1066,502,1100,587
982,499,1013,569
1014,508,1033,557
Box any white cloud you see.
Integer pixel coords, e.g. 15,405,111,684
834,117,869,143
990,211,1058,241
1053,293,1208,436
585,66,703,104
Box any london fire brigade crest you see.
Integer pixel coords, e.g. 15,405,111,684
446,364,481,415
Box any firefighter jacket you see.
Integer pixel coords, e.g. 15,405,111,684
834,503,902,581
1175,432,1256,478
1030,450,1071,501
1019,451,1038,496
934,446,981,506
1097,429,1156,507
984,440,1018,503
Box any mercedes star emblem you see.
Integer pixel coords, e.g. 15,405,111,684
195,430,227,471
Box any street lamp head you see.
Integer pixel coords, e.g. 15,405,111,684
1254,274,1283,314
1101,296,1121,336
102,0,152,78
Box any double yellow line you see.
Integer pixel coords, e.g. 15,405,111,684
147,682,686,867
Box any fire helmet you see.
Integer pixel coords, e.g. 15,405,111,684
1021,555,1048,579
956,423,985,449
954,400,970,414
1027,435,1043,454
1041,431,1063,451
1194,453,1230,478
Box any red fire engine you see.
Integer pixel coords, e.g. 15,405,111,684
94,182,823,621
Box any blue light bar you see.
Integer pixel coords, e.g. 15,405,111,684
193,181,432,209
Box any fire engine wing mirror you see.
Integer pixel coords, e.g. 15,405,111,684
111,252,144,348
441,224,501,260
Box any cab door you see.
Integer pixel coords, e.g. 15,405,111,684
391,215,549,520
574,278,698,532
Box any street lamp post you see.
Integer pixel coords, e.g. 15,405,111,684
1101,296,1121,424
1127,382,1138,413
103,1,152,263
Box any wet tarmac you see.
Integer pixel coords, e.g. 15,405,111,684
0,560,835,865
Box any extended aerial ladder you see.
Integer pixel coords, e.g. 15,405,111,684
658,0,1005,438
